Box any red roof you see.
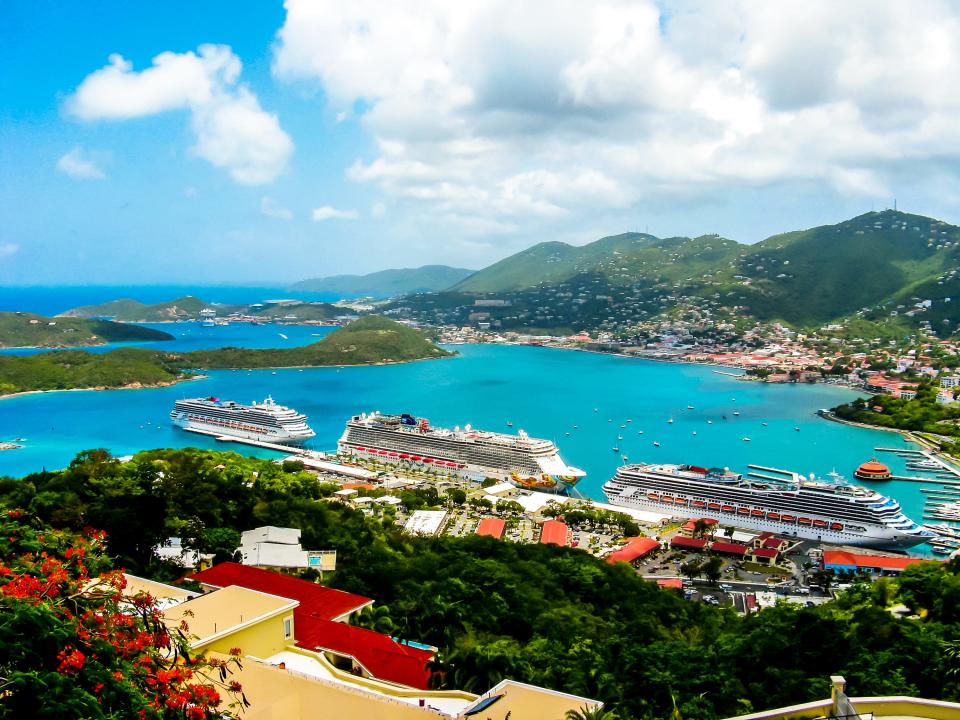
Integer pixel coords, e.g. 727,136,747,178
540,519,569,546
606,537,659,564
761,537,788,550
656,578,683,589
476,518,506,539
188,562,372,621
295,618,433,689
823,551,931,572
682,518,719,530
670,536,708,550
709,541,749,556
751,547,779,559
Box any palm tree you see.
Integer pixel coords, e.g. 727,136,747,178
565,704,619,720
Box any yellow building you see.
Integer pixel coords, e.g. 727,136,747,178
150,573,602,720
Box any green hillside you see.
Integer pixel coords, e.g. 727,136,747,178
0,312,174,348
0,317,450,395
290,265,475,296
734,210,960,325
61,296,215,322
248,301,341,322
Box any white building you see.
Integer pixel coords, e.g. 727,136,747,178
404,510,448,536
239,525,335,572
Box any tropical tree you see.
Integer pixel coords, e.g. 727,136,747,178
565,703,620,720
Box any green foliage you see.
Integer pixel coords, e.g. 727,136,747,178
833,382,960,436
63,296,212,322
0,316,450,395
0,312,174,348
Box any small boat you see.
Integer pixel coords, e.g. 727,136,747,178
608,418,613,422
761,422,768,427
612,446,620,453
794,426,800,431
506,421,513,427
707,420,713,424
653,441,661,447
626,419,632,423
742,437,751,442
692,431,697,436
637,430,644,435
565,432,570,436
620,424,626,429
617,434,623,440
594,408,599,412
687,405,695,410
733,411,741,416
278,333,288,340
622,455,629,462
667,418,674,424
573,425,578,429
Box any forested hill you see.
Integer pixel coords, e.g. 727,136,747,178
60,296,342,323
0,316,450,395
2,447,958,719
443,210,960,328
0,312,173,348
290,265,475,296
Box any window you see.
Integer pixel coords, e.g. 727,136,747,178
283,617,292,640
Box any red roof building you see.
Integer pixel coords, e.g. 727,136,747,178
823,551,933,575
680,518,719,535
761,537,789,551
670,536,708,550
656,578,683,589
606,537,659,564
709,541,749,556
540,519,570,546
476,518,507,539
750,547,780,564
189,563,373,621
295,618,433,689
188,563,435,689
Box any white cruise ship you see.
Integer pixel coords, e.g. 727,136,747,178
338,412,585,492
603,462,933,549
171,396,315,445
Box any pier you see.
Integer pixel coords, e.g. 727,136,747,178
182,427,325,458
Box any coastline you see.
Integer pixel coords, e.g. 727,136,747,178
0,375,206,402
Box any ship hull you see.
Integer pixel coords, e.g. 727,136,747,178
603,488,929,550
172,415,314,445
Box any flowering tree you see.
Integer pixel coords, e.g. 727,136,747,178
0,509,247,719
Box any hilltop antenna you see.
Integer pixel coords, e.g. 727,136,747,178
893,198,897,211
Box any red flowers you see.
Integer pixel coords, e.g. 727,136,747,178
57,647,85,675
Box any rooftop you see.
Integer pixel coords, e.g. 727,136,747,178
539,519,569,546
164,585,297,648
606,537,659,564
823,551,932,572
476,518,507,539
189,562,372,621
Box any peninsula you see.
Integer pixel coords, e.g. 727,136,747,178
0,317,450,397
0,312,174,349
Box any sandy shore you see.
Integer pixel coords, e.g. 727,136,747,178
0,375,205,401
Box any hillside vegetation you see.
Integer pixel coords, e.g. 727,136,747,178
2,447,958,719
0,312,174,348
0,317,449,395
61,296,214,322
291,265,475,296
444,210,960,329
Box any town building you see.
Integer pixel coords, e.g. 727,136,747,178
239,525,336,572
539,519,571,546
823,551,933,576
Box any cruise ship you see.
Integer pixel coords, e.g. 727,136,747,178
602,462,933,549
338,412,585,492
171,396,315,445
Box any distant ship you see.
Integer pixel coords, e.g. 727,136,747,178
171,396,315,444
602,462,933,549
339,412,585,493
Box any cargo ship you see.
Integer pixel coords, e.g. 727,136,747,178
338,412,584,492
603,462,933,549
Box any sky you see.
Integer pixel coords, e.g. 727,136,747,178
4,0,960,285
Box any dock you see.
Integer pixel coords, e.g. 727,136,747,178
182,427,322,458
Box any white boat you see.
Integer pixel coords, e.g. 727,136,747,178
602,462,934,550
171,396,315,444
742,437,751,442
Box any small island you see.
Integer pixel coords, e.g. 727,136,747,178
0,316,451,397
0,312,174,349
61,295,343,323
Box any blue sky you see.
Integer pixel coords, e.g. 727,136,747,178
3,0,960,285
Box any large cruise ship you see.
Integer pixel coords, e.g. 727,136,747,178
603,462,933,549
171,396,315,445
338,412,585,492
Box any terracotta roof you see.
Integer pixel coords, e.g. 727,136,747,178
540,519,569,546
295,618,433,689
709,541,749,556
670,536,708,550
476,518,506,539
823,551,931,572
761,537,788,550
656,578,683,589
606,537,659,564
751,547,779,558
188,563,372,621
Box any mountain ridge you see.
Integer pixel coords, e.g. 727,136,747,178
290,265,474,296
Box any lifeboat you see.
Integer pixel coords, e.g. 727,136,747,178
708,502,721,510
830,522,844,531
411,456,422,461
781,514,795,522
661,496,674,503
751,509,764,517
798,517,812,525
399,453,409,459
767,512,780,520
674,498,688,505
721,504,734,512
737,507,749,515
813,519,827,528
356,446,366,451
692,500,706,508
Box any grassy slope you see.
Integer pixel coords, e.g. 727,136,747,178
290,265,476,295
61,296,215,322
0,313,174,348
0,317,450,394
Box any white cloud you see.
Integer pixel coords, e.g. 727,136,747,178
371,202,387,217
57,147,106,180
0,243,19,259
274,0,960,243
312,206,359,221
261,196,293,220
68,45,292,184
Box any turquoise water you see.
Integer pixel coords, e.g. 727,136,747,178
0,336,939,546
